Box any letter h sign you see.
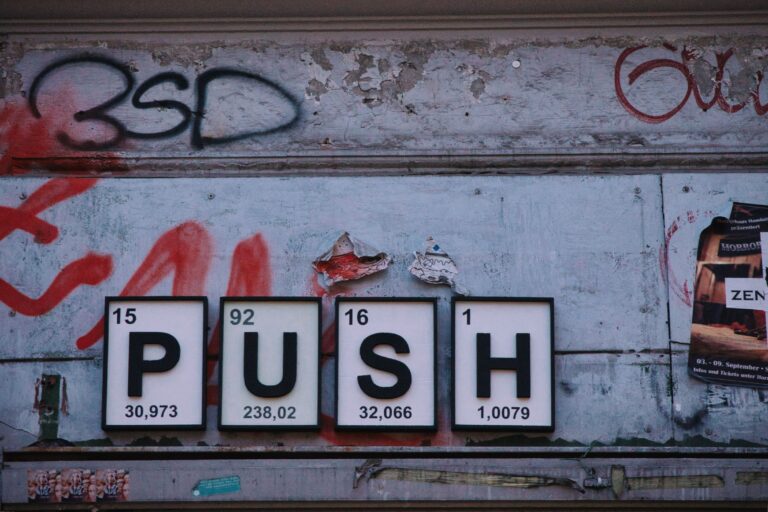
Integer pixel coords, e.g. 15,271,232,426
452,298,554,431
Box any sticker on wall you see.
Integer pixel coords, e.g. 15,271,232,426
102,297,207,430
409,236,468,295
313,232,392,285
27,469,130,503
335,298,437,430
193,475,241,497
688,202,768,387
452,298,554,431
218,298,321,430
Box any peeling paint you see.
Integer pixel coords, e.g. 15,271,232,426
470,77,486,99
685,48,718,98
341,42,434,109
368,465,584,493
305,78,328,102
310,48,333,72
627,473,724,491
0,39,24,98
735,471,768,485
150,45,214,69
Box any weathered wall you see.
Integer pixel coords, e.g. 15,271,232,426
2,28,767,172
1,18,767,505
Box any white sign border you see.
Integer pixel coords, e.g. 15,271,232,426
451,297,555,432
217,296,322,431
101,296,208,431
334,297,438,432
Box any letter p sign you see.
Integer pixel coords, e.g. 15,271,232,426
102,297,207,430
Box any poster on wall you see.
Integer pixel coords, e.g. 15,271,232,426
688,202,768,387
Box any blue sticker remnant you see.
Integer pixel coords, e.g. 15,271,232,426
192,476,241,497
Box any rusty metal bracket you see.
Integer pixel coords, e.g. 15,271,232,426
582,467,612,491
353,458,382,489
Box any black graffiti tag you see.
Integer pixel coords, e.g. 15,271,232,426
28,54,301,150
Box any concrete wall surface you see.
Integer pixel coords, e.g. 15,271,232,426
1,17,767,506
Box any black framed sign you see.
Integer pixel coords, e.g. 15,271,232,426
218,297,321,430
102,296,207,430
335,297,437,431
452,297,554,431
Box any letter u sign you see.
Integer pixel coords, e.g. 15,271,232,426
218,298,321,430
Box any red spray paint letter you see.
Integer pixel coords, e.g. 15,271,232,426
206,233,272,404
76,222,213,349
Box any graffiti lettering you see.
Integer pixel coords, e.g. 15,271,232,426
0,178,99,242
0,253,112,316
206,234,272,404
29,55,135,150
192,68,301,148
29,55,301,150
0,100,118,317
76,222,213,349
615,46,768,123
128,72,191,140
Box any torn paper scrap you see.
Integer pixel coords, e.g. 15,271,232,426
313,232,392,285
409,237,468,295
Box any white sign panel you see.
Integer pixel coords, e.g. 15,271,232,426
725,232,768,332
102,297,207,430
218,298,320,430
452,298,554,431
335,298,436,430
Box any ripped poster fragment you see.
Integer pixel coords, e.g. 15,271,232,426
409,237,468,295
313,232,391,285
688,202,768,387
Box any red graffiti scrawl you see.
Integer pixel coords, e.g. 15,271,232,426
0,100,119,318
207,234,272,404
76,222,213,349
615,45,768,123
0,253,112,316
0,99,59,175
0,178,99,243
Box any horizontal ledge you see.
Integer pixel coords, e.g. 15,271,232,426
0,356,98,364
3,0,767,19
2,12,768,34
6,446,768,461
10,152,768,177
0,501,764,511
